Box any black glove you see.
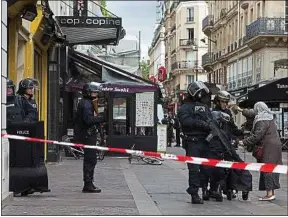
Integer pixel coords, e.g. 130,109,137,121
97,115,105,123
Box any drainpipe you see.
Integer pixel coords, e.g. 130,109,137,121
236,0,240,90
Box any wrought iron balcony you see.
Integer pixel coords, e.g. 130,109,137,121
179,39,197,47
202,53,213,67
187,17,194,23
202,15,214,33
171,61,197,71
246,17,286,41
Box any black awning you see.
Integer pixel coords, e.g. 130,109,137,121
55,16,125,45
247,77,288,102
229,77,288,107
66,50,159,93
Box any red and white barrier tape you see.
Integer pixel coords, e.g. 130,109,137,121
2,133,287,175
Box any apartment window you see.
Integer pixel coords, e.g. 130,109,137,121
250,8,254,23
187,28,194,40
186,75,195,85
257,3,261,18
187,7,194,22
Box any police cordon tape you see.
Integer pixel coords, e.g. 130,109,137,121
1,133,287,175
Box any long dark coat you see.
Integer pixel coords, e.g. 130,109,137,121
243,120,282,190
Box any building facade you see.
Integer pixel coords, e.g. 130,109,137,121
7,0,65,163
148,23,165,79
2,0,11,203
202,0,288,126
162,0,208,112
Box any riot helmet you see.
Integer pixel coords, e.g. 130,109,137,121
187,81,210,103
82,82,102,99
213,90,231,110
16,78,39,97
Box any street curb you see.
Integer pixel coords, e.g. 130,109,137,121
121,162,162,215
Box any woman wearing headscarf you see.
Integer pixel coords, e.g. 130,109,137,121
242,102,282,201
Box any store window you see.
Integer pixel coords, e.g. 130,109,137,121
112,98,129,136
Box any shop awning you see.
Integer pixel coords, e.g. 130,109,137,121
55,16,125,46
246,77,288,102
229,77,288,107
66,50,159,93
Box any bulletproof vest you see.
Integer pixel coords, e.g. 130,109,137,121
7,103,24,125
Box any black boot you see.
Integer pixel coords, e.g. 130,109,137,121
82,183,101,193
214,185,223,202
226,189,233,201
242,191,249,201
202,187,210,201
89,171,96,189
191,194,204,204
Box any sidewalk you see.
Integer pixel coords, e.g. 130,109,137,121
2,147,287,215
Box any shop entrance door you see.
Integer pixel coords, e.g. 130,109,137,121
107,93,135,152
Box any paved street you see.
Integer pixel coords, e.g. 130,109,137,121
2,147,287,216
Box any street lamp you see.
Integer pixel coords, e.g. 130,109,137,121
200,38,217,44
21,5,38,22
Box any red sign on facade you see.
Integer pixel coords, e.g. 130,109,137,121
158,66,167,82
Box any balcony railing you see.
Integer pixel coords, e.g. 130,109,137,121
171,61,197,71
179,39,197,46
246,17,286,41
202,53,212,66
202,15,214,31
187,17,194,23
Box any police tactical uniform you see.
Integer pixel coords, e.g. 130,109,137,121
178,81,212,204
6,79,23,124
210,91,251,201
75,82,104,193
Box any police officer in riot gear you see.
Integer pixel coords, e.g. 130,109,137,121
6,78,24,125
75,82,104,193
15,78,39,123
212,90,251,201
178,81,212,204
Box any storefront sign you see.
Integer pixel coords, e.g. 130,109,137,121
101,86,129,93
158,66,167,82
56,16,122,28
276,83,288,89
157,125,167,153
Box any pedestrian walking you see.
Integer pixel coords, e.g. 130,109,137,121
178,81,212,204
75,82,105,193
241,102,283,201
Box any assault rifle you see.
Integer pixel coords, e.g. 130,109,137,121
199,111,233,157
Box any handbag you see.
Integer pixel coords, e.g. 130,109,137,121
251,120,273,161
252,145,264,161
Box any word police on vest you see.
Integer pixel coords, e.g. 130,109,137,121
57,16,122,28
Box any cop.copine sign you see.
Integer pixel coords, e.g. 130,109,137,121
56,16,122,28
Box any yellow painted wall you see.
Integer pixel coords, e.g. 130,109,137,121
9,4,50,161
8,18,19,83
